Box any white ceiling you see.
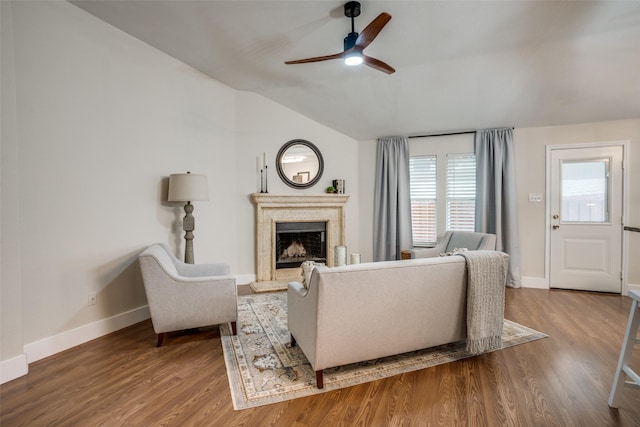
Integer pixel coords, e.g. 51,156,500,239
70,0,640,140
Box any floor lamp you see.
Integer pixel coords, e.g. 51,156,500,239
168,171,209,264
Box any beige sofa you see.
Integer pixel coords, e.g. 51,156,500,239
288,255,494,388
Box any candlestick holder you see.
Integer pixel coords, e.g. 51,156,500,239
264,165,269,193
260,169,265,193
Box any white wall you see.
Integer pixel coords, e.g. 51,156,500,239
2,0,239,381
235,91,360,275
1,1,28,381
1,1,361,383
514,120,640,290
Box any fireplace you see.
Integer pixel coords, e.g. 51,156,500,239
276,222,327,269
251,193,349,283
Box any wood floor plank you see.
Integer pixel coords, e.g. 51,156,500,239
2,287,639,426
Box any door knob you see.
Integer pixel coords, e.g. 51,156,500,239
552,214,559,219
552,225,560,230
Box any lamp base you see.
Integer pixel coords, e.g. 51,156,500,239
183,202,195,264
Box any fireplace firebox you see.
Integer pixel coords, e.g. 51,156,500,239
275,222,326,269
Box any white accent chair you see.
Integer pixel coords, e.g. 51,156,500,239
138,243,237,346
406,231,497,259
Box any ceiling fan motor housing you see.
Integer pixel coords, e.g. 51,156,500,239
344,1,361,18
344,32,359,51
344,1,361,51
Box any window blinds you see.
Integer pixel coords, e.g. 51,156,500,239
446,154,476,231
409,156,437,245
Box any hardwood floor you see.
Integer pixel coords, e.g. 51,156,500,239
2,287,639,426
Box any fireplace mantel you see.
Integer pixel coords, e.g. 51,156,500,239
251,193,350,206
251,193,349,282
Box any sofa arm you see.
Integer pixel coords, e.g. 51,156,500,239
287,278,319,369
288,281,308,297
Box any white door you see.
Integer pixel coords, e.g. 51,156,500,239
549,146,623,293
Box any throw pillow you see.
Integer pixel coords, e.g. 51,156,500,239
300,261,325,289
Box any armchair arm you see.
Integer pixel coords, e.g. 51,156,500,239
175,262,230,277
409,231,452,259
409,244,445,259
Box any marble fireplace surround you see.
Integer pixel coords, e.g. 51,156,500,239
251,193,350,283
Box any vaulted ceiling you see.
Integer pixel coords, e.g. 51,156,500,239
70,1,640,140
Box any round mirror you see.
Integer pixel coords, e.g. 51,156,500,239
276,139,324,189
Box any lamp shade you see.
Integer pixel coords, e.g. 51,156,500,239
168,173,209,202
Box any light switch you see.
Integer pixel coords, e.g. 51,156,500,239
528,193,543,203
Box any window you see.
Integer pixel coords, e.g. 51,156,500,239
446,154,476,231
409,152,476,246
409,156,437,246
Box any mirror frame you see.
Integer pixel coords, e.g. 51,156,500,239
276,139,324,189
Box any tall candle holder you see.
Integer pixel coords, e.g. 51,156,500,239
264,164,268,193
259,152,269,193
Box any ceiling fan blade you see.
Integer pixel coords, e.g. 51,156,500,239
363,55,395,74
355,12,391,50
285,52,344,64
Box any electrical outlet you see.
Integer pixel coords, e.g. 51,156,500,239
528,193,543,203
88,292,97,306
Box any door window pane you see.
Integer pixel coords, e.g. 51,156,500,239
561,160,608,223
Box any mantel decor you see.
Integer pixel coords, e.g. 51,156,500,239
275,140,324,189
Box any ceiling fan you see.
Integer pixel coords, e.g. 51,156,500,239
285,1,395,74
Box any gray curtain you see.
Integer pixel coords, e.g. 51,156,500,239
373,136,413,261
475,128,522,288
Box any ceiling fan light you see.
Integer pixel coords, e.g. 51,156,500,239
344,52,363,66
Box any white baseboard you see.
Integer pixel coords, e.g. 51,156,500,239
627,283,640,294
0,353,29,385
24,305,150,365
236,274,255,285
521,276,548,289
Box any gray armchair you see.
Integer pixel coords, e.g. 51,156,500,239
138,243,237,346
406,231,497,259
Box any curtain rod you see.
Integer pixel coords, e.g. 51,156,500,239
408,130,476,139
407,127,514,139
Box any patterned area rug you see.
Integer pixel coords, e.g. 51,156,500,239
220,292,547,410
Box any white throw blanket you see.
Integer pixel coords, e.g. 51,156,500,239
457,251,508,355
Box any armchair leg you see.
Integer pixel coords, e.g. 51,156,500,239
231,321,237,336
290,334,296,347
316,370,324,389
156,333,166,347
